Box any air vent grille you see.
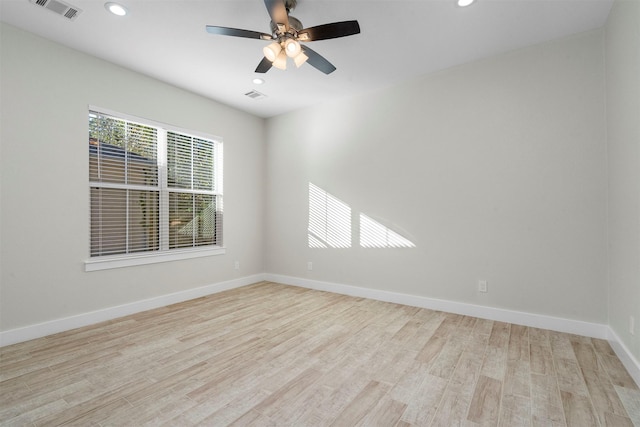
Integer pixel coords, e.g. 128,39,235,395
64,7,79,19
29,0,82,21
244,90,266,100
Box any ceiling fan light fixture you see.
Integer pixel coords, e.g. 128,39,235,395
263,42,282,62
457,0,475,7
284,39,301,57
205,2,361,75
272,50,287,70
293,51,308,68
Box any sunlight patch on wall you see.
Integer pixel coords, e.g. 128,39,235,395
308,182,416,250
308,183,351,248
360,213,416,248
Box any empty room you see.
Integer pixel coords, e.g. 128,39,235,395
0,0,639,425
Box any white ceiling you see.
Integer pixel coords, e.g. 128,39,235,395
1,0,613,118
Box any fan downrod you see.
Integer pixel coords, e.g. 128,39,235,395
284,0,297,13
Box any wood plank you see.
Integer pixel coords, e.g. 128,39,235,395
554,358,589,396
528,327,551,345
227,409,274,427
390,361,436,404
466,332,490,354
391,319,422,344
467,375,502,425
603,411,634,426
415,335,446,365
614,386,640,427
249,368,322,417
399,373,448,425
196,389,272,426
488,321,511,347
330,380,390,426
507,324,529,362
499,394,531,427
550,332,577,361
530,342,555,376
591,338,616,357
473,318,494,336
599,354,639,389
356,398,407,427
404,314,446,352
305,369,371,423
448,350,484,395
582,368,629,425
281,384,334,425
428,339,465,380
430,389,472,427
433,314,463,338
370,349,419,385
571,341,602,373
503,359,531,398
530,373,566,426
560,390,599,427
480,345,508,381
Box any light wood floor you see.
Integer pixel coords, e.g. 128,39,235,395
1,282,639,426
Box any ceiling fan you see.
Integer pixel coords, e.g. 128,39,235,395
205,0,360,75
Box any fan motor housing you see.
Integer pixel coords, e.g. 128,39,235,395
270,15,303,35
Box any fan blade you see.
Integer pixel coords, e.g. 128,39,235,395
206,26,272,40
255,57,273,73
264,0,289,32
301,46,336,74
298,20,360,42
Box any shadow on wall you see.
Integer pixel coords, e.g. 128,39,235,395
308,183,416,249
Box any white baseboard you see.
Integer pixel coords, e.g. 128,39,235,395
0,274,267,347
265,274,610,339
608,327,640,387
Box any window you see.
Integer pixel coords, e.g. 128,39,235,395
86,108,223,271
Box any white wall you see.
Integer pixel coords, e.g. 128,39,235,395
605,0,640,362
0,23,265,332
265,30,609,324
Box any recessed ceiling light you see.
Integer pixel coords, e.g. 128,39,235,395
457,0,475,6
252,78,265,85
105,2,128,16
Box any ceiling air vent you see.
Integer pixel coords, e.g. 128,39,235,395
30,0,82,21
244,90,266,100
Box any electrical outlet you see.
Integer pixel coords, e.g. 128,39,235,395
630,316,635,335
234,261,240,270
478,280,488,293
307,261,313,271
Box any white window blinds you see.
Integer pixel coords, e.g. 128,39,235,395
167,132,222,249
89,109,223,258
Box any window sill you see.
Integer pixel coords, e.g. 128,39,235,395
84,247,226,272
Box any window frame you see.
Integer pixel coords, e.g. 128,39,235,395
85,106,225,272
